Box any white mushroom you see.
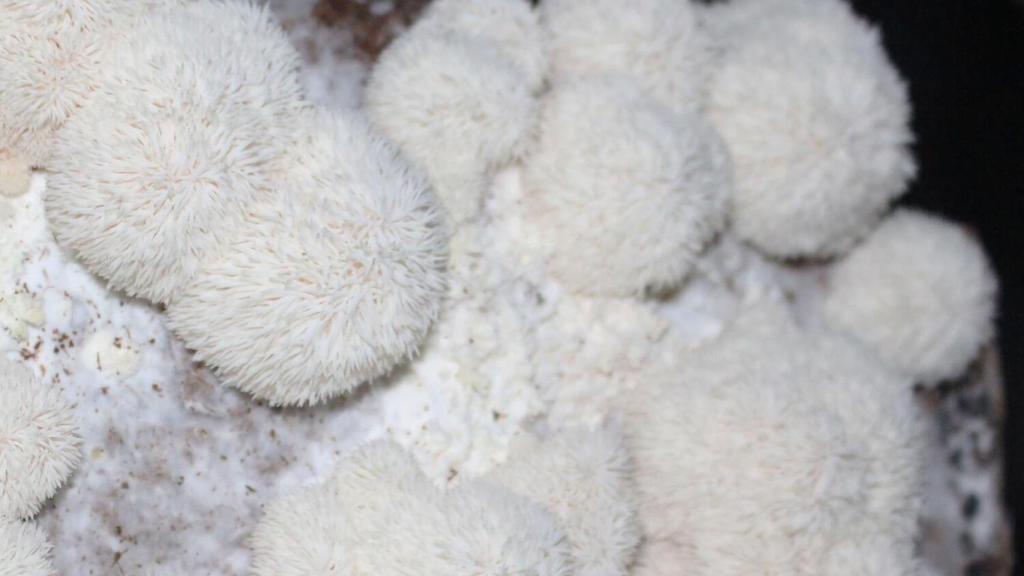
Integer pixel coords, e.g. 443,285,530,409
541,0,715,117
251,441,571,576
823,209,998,385
486,427,640,576
0,358,81,520
521,76,731,296
706,0,916,258
168,109,447,407
366,22,537,225
626,302,925,575
0,517,56,576
45,0,306,304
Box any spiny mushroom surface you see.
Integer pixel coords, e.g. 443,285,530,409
626,302,926,575
706,0,916,258
541,0,715,117
251,441,572,576
168,109,447,407
486,427,640,576
0,517,56,576
417,0,548,92
45,0,306,304
365,0,539,225
0,0,177,198
823,209,998,385
0,358,81,520
521,76,731,297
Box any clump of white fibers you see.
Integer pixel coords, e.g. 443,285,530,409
365,20,537,225
626,302,925,575
823,209,997,385
486,427,640,576
0,0,177,196
706,0,916,258
0,517,56,576
541,0,715,116
251,441,572,576
521,77,731,297
0,358,81,520
168,109,447,407
417,0,548,92
45,0,306,305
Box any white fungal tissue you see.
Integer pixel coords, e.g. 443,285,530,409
521,76,731,297
0,357,81,521
626,301,926,576
707,0,916,258
486,427,641,576
168,109,448,407
541,0,715,117
251,441,572,576
45,0,307,305
365,0,540,225
823,209,998,385
0,517,56,576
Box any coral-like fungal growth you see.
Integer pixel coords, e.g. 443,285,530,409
823,209,998,385
626,302,925,575
365,20,537,225
522,77,731,296
45,0,306,304
417,0,548,92
251,441,571,576
487,428,640,576
168,110,447,407
0,358,81,520
0,517,56,576
706,0,916,258
541,0,714,116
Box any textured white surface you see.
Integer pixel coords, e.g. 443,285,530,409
0,1,1004,574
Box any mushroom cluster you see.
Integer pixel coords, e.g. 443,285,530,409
1,0,1001,573
2,0,448,407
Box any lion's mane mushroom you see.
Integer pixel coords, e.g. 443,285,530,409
521,76,731,297
416,0,548,93
541,0,714,117
486,427,640,576
0,517,56,576
168,109,447,407
626,302,925,575
823,209,998,385
251,441,571,576
0,358,81,520
45,0,306,304
706,0,916,258
0,0,176,198
365,1,540,225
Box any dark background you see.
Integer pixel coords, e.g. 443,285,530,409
849,0,1023,564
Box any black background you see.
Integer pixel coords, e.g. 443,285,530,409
849,0,1023,563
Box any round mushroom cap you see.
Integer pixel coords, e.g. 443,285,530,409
366,28,537,225
418,0,548,92
0,359,81,520
541,0,715,117
251,441,571,576
522,76,731,297
0,518,56,576
823,209,997,385
45,0,306,304
486,427,640,576
707,0,916,258
0,0,180,167
168,110,447,407
626,302,925,575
